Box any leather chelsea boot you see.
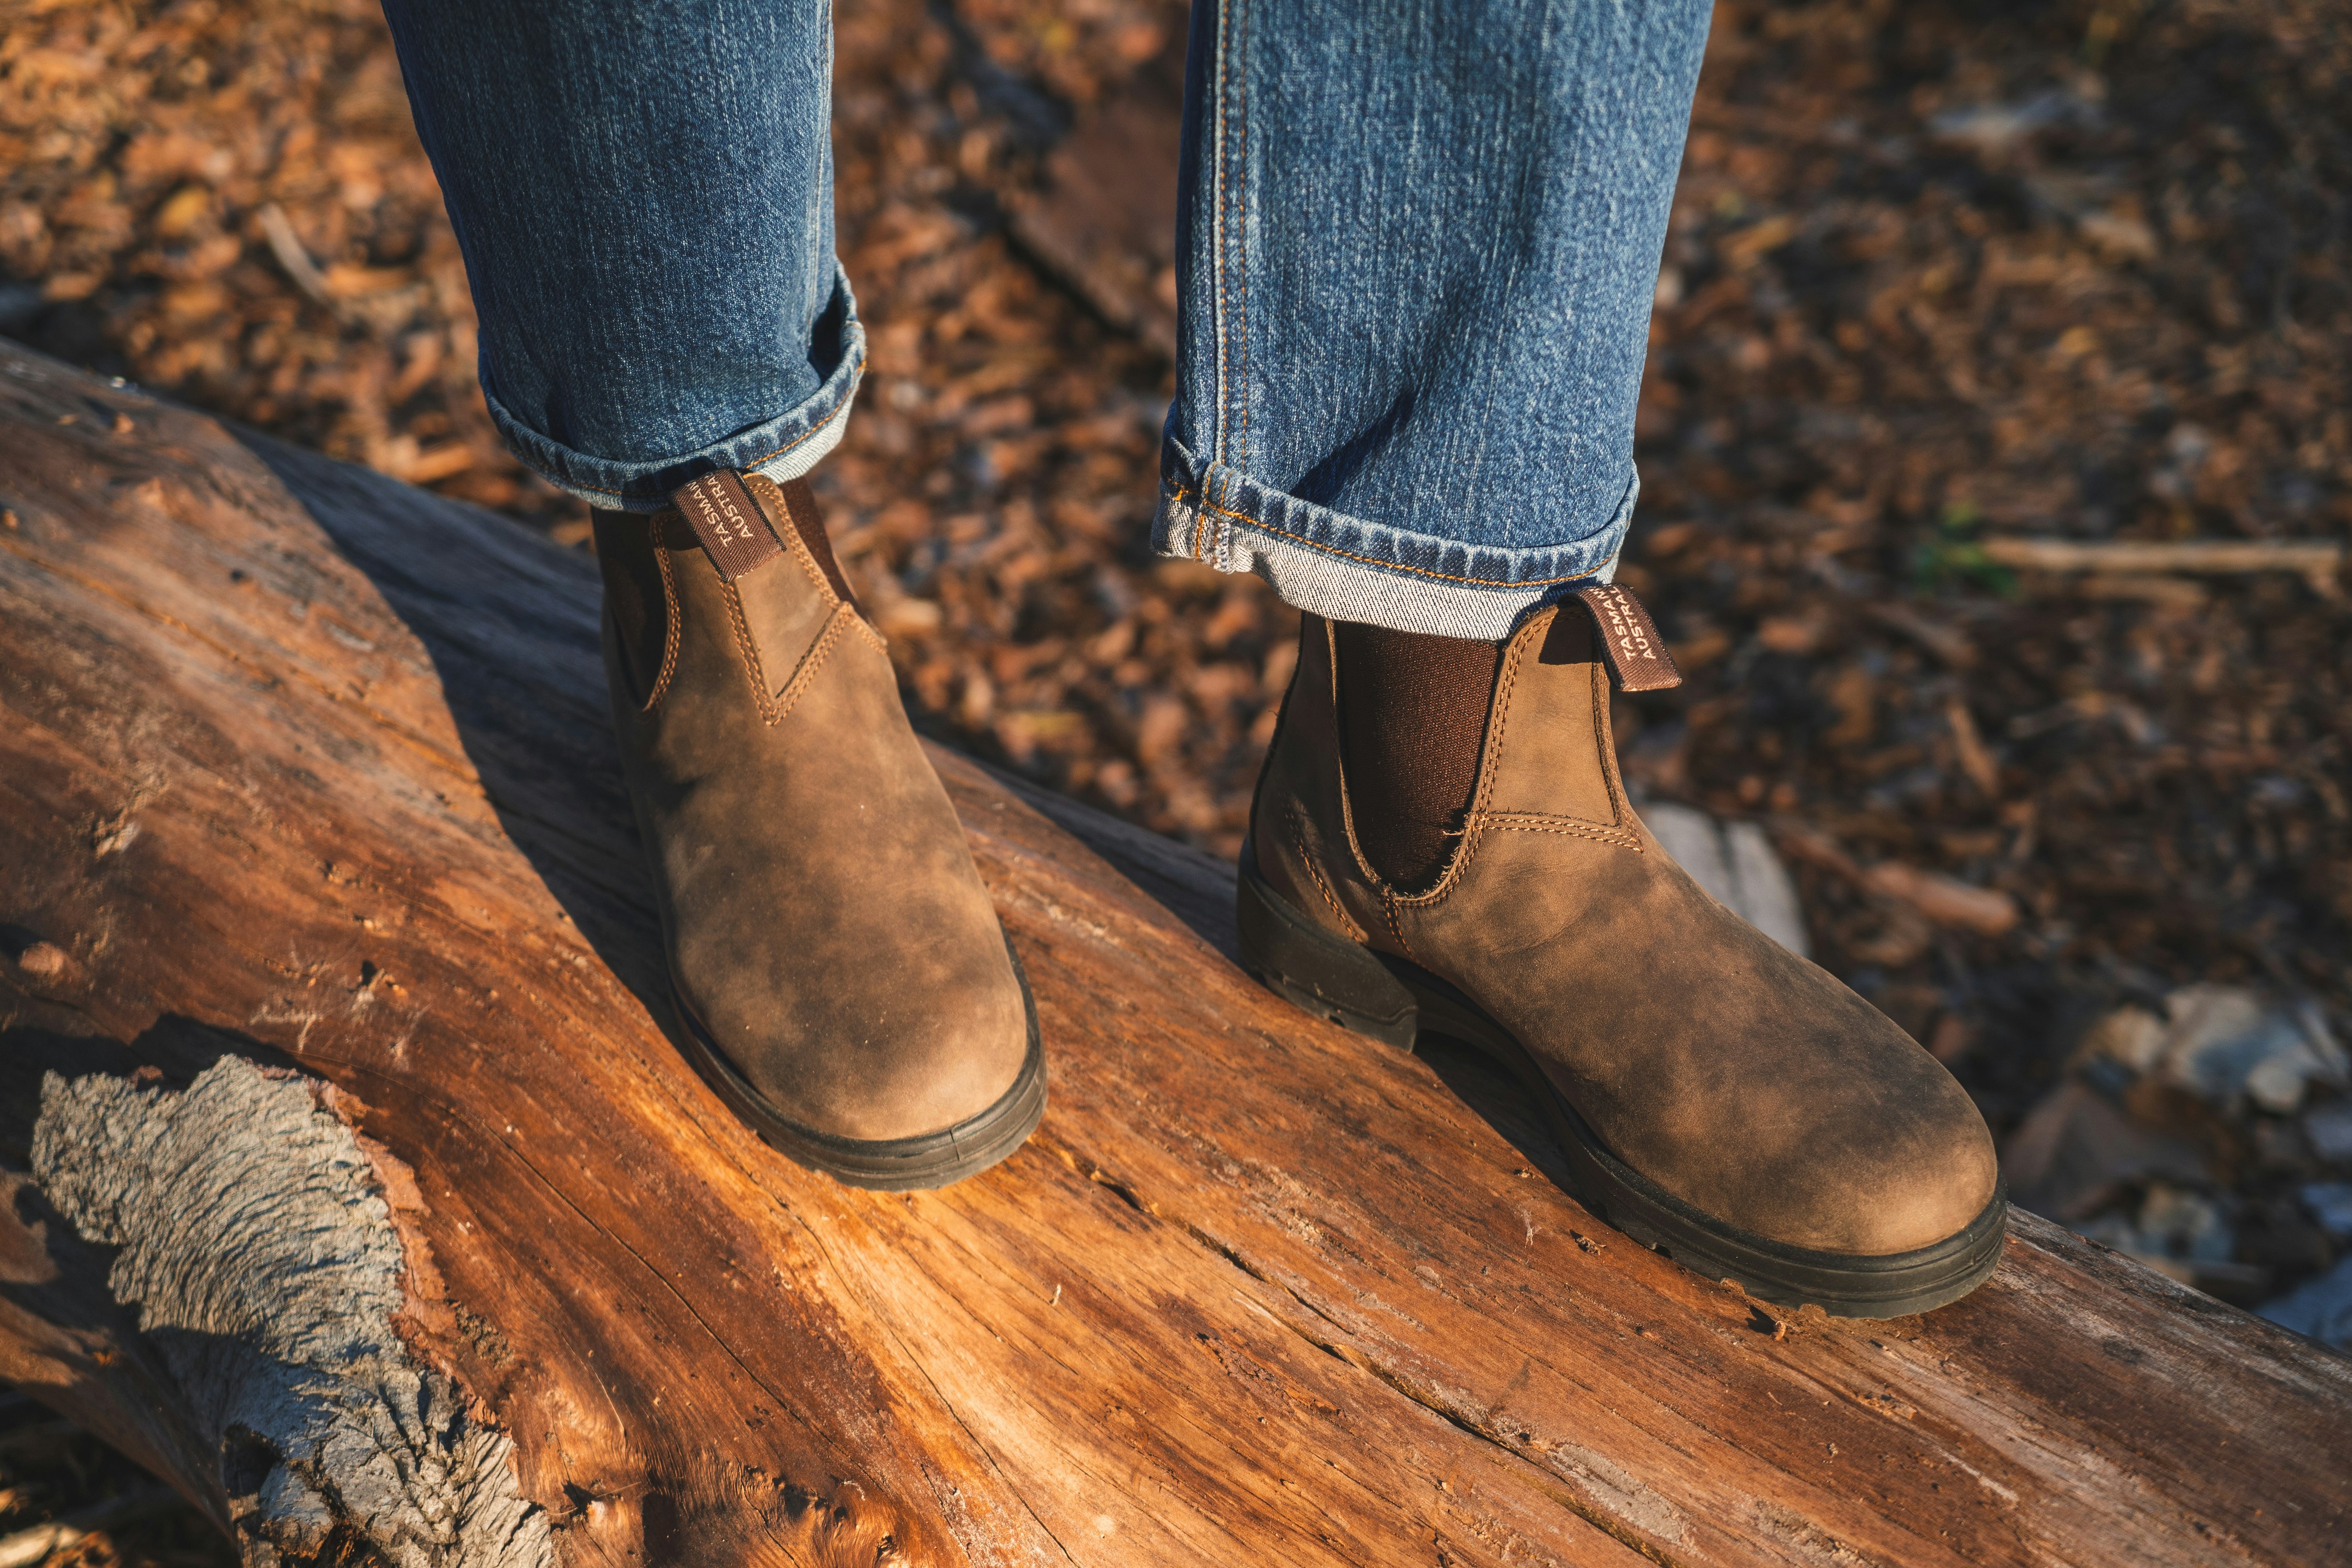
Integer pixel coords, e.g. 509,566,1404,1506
594,470,1042,1189
1239,588,2004,1315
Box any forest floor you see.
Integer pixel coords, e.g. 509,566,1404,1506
2,0,2350,1556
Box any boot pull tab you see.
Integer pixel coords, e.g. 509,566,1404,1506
672,469,783,582
1572,582,1682,692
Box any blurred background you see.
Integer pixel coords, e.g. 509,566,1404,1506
1,0,2348,1558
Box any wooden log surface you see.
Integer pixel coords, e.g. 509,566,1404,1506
1,338,2347,1568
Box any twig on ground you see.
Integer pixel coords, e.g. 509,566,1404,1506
257,203,334,308
1862,602,1977,667
1774,821,2022,937
1979,537,2344,597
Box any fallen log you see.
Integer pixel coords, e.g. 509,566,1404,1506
0,339,2346,1568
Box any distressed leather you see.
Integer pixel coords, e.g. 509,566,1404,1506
594,474,1028,1141
1254,607,1999,1255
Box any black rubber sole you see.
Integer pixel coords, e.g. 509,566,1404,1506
671,931,1047,1192
1237,848,2006,1317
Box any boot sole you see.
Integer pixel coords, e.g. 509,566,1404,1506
671,930,1047,1192
1236,850,2005,1318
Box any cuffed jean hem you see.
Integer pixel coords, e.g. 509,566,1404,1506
1150,436,1630,641
481,267,868,513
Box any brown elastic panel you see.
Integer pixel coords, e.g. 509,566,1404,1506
770,476,860,609
591,507,667,700
1331,617,1506,892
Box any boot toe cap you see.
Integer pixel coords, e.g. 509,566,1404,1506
1824,1119,2000,1256
810,1005,1034,1144
697,958,1033,1145
1732,1080,2002,1258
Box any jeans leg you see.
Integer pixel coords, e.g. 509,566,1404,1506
1155,0,1713,638
381,0,860,510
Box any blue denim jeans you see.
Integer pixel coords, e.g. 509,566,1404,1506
383,0,1711,639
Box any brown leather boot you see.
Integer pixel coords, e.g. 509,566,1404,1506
594,470,1042,1189
1240,589,2003,1315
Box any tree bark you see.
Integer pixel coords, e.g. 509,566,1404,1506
0,340,2345,1568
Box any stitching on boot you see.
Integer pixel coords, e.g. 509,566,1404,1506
1470,813,1644,851
745,474,886,658
643,513,683,711
765,601,859,728
1288,809,1368,942
1325,616,1388,892
1472,626,1528,821
1588,656,1627,828
774,495,840,604
1399,619,1534,913
720,579,780,725
1382,891,1417,962
740,471,841,605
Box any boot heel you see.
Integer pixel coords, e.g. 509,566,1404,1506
1236,845,1418,1048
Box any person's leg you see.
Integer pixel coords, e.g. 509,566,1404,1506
379,0,858,509
381,0,1043,1187
1163,0,1709,895
1200,0,2005,1314
1159,0,1707,635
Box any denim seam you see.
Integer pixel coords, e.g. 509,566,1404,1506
1232,0,1249,467
740,375,861,474
1168,483,1610,591
481,264,867,510
1223,0,1242,470
491,365,861,506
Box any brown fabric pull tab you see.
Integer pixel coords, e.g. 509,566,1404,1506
1573,582,1682,692
672,470,782,582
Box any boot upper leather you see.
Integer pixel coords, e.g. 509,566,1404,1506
1254,606,1999,1256
597,476,1029,1143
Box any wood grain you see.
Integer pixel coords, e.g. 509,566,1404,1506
1,340,2346,1567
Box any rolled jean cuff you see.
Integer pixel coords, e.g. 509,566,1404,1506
1149,435,1629,641
482,266,867,513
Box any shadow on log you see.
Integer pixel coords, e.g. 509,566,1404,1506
1,340,2347,1566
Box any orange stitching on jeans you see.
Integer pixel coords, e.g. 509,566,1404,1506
738,362,862,471
1230,0,1248,466
530,353,863,505
1210,0,1230,468
1165,483,1605,590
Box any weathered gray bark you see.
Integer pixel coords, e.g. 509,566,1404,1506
32,1060,546,1568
